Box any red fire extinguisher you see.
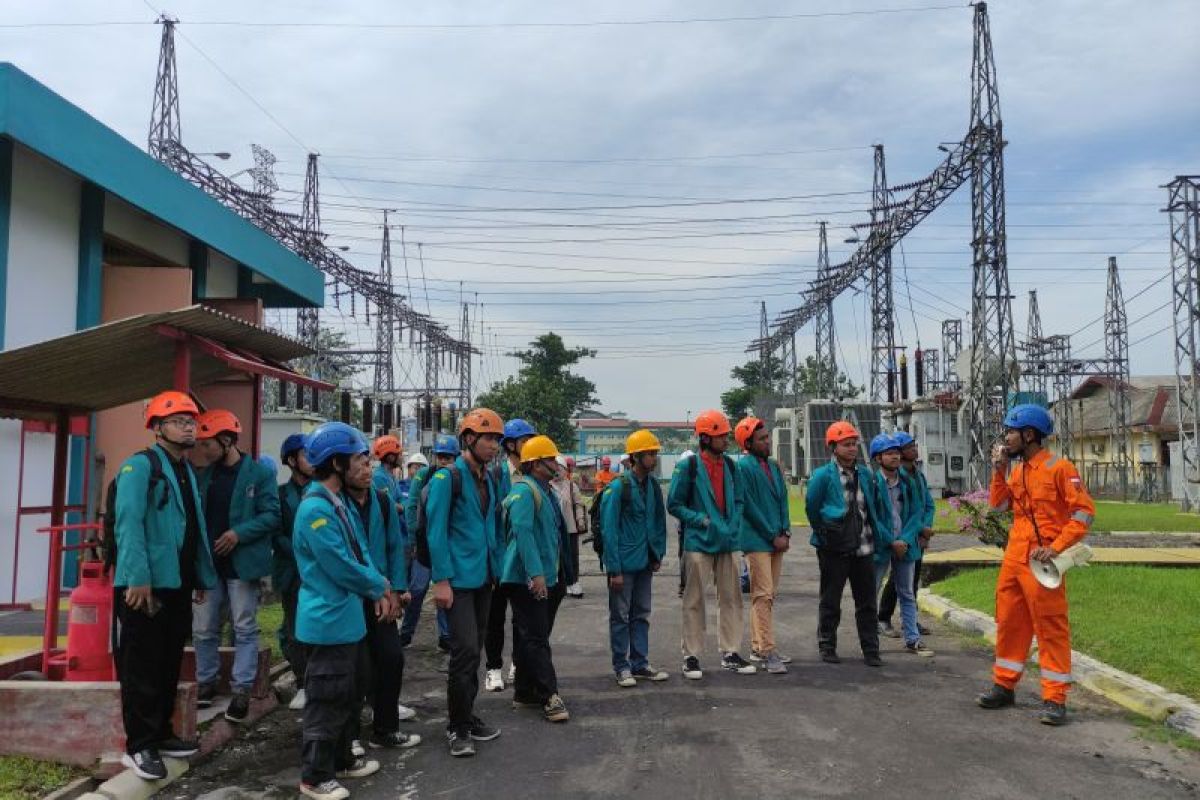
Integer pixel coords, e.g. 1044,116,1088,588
65,561,115,681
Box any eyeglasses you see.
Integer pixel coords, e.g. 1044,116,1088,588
161,416,198,428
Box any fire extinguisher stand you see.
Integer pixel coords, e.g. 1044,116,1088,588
37,522,106,678
37,408,75,677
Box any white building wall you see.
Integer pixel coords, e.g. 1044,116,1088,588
1,146,83,603
104,195,188,267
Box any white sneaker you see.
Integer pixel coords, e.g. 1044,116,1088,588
397,703,417,721
336,757,380,779
350,740,366,758
616,669,637,688
566,582,584,597
300,779,350,800
289,688,307,711
507,662,516,683
485,669,505,692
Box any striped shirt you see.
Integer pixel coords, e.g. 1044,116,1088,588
836,461,875,556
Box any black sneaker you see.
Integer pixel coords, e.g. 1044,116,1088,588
158,736,199,758
196,682,217,709
917,623,932,636
437,637,452,653
820,650,841,664
224,692,250,723
977,684,1016,709
468,715,501,741
369,731,422,749
863,653,884,667
399,633,413,649
1039,700,1068,726
122,748,167,781
447,728,475,757
721,652,757,674
682,656,703,680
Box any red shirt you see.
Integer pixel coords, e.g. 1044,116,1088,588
701,451,726,514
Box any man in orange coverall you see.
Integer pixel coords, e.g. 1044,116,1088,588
977,404,1095,726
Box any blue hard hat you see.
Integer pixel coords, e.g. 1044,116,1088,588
502,418,537,443
433,433,461,456
305,421,369,467
892,431,915,449
869,433,902,459
258,455,278,474
280,433,308,462
1003,403,1054,435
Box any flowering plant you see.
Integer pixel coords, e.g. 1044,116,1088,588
944,489,1010,548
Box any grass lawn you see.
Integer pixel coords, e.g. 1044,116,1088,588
933,498,1200,535
932,566,1200,701
256,601,284,664
0,755,85,800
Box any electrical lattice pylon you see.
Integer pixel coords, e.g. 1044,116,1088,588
374,212,396,398
942,319,962,389
147,16,180,159
297,154,322,353
459,301,472,410
1167,175,1200,510
1105,256,1133,501
758,301,771,386
813,221,837,398
869,144,896,402
1023,290,1047,397
964,0,1016,488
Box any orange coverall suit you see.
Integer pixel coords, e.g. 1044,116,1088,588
988,449,1095,703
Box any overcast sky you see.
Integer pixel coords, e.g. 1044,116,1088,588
4,1,1198,419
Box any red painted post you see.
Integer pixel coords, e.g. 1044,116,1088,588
174,338,191,391
42,410,71,675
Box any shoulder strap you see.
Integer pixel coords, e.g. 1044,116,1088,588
620,474,633,503
515,476,543,511
685,455,699,506
138,448,168,510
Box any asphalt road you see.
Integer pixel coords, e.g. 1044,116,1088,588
171,541,1200,800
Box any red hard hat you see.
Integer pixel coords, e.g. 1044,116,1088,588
197,409,242,440
734,416,764,450
694,409,732,437
144,391,199,429
825,420,860,446
372,435,402,459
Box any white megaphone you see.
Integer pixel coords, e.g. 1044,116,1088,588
1031,543,1094,589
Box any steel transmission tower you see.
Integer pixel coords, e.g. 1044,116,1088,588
813,222,837,398
1167,175,1200,509
869,145,897,402
297,154,322,351
1105,256,1133,501
758,301,772,387
459,302,473,409
147,16,181,159
964,1,1016,487
942,319,963,389
1023,290,1047,397
374,212,396,397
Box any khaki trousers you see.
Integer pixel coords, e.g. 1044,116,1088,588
746,551,785,655
680,551,744,658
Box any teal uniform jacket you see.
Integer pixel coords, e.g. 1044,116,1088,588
350,489,408,590
196,455,281,581
904,464,936,529
804,460,890,555
599,472,667,574
271,479,306,595
873,469,926,564
667,453,742,554
736,454,791,553
500,478,561,586
404,466,430,533
426,455,500,590
294,483,388,645
372,464,400,504
113,444,217,590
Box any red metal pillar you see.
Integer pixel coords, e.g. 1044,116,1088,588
173,337,191,391
41,410,71,674
251,375,262,458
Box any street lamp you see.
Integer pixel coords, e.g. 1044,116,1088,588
194,151,232,160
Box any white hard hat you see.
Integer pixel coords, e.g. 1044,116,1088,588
405,452,429,467
555,455,567,468
680,450,695,460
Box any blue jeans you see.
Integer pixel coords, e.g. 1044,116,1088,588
400,558,449,642
193,578,260,693
608,568,654,673
874,558,918,645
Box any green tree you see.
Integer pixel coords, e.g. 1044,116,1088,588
475,332,598,450
721,354,861,419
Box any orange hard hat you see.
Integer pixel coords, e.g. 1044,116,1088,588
144,391,199,429
694,409,732,437
197,409,242,440
825,420,860,446
458,407,504,436
372,435,402,459
734,416,765,450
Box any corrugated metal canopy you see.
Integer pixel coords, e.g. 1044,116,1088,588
0,305,318,421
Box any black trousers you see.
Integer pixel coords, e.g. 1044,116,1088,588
816,550,880,656
280,584,308,683
115,587,192,755
508,584,559,703
677,522,687,593
445,585,492,732
302,640,366,785
484,582,514,670
879,558,923,623
364,613,405,735
568,533,581,583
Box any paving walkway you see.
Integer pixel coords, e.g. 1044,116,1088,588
171,545,1200,799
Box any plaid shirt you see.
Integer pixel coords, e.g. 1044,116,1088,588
836,461,874,556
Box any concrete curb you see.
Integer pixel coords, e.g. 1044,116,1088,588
919,591,1200,739
41,776,95,800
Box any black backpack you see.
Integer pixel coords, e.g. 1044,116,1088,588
412,465,462,568
101,448,168,575
590,475,632,561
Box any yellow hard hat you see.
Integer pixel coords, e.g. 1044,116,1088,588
520,434,561,463
625,429,661,455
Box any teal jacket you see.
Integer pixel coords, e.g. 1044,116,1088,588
599,472,667,574
372,465,400,504
426,455,501,590
804,460,889,555
294,483,388,645
903,464,936,529
404,466,430,533
500,477,560,586
736,454,791,552
196,455,281,581
113,445,217,590
873,469,926,564
667,453,742,554
271,478,306,595
349,489,408,590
